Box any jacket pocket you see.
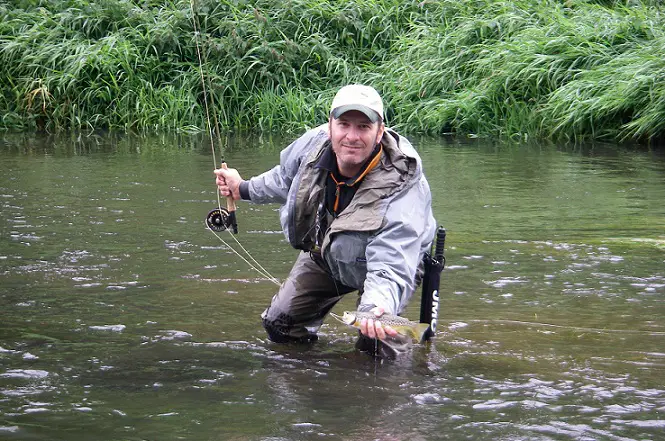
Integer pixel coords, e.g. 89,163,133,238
324,232,370,289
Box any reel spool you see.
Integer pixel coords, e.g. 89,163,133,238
206,207,232,232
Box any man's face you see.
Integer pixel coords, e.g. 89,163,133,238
328,110,384,177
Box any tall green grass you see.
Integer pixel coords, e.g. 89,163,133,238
1,0,663,142
379,0,665,142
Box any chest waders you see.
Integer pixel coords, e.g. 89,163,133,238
420,227,446,341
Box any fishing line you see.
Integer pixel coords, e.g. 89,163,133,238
189,0,280,286
448,319,665,336
207,229,280,285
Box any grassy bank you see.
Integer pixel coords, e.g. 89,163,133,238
1,0,663,142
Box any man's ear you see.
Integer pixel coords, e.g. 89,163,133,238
375,123,385,145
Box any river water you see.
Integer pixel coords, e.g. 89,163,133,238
1,132,664,441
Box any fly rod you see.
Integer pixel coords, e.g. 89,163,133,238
420,227,446,341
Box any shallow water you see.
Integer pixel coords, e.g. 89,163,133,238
1,133,664,441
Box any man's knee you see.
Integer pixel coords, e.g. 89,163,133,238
261,311,318,344
262,312,293,343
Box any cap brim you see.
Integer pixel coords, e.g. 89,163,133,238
331,104,380,123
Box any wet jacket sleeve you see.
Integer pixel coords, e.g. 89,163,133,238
246,127,326,204
360,176,436,315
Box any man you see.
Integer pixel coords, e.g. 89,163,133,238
215,84,436,356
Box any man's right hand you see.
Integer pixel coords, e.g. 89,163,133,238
358,306,399,341
214,167,243,201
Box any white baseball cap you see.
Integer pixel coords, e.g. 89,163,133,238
330,84,384,123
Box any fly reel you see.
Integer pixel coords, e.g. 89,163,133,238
208,162,239,234
206,207,237,233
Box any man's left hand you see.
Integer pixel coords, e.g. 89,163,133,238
358,306,399,341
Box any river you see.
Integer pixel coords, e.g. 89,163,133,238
1,132,664,440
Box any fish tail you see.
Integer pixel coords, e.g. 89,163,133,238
413,323,431,343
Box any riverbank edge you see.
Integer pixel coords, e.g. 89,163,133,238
1,0,663,143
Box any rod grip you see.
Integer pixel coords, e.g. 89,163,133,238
434,227,446,262
221,162,237,212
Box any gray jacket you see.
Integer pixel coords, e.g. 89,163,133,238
245,124,437,314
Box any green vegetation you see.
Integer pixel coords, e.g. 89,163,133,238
1,0,663,142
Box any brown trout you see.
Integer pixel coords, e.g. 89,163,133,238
331,311,431,342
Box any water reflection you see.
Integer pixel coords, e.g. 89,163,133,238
1,133,664,440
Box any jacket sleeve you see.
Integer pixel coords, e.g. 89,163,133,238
247,126,327,204
359,176,436,315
